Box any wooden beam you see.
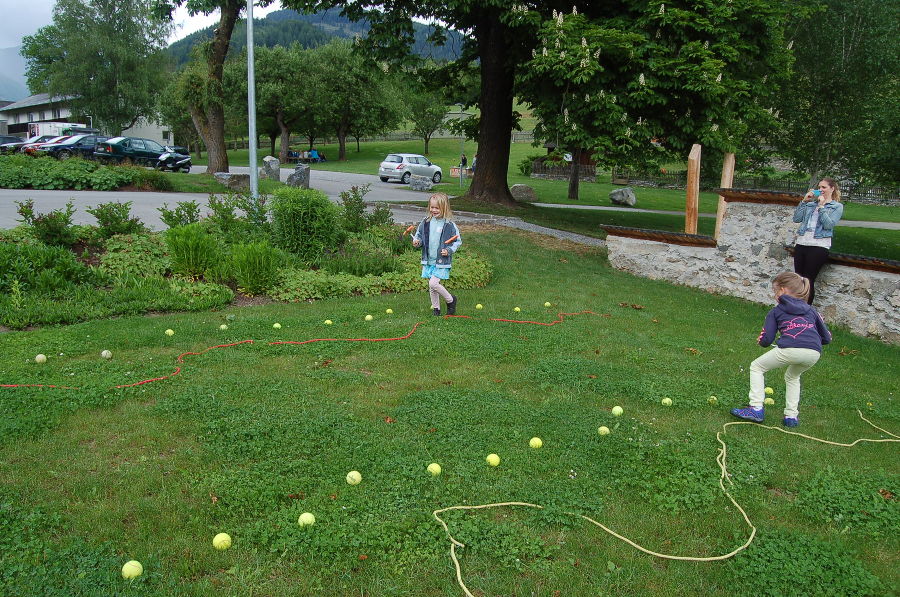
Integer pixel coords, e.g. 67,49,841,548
714,152,735,239
685,144,701,234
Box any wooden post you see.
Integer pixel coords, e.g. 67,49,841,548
715,152,735,240
685,144,701,234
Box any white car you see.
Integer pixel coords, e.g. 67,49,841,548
378,153,442,184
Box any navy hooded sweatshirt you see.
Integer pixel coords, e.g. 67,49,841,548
757,295,832,352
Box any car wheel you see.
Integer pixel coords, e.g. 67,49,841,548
181,167,190,173
432,172,442,184
379,176,389,182
156,162,166,171
401,172,411,184
58,150,72,160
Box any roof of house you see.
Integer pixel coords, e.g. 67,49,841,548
0,93,75,113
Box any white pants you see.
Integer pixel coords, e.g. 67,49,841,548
749,347,820,418
428,276,452,309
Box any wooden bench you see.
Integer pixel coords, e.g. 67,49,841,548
286,156,316,164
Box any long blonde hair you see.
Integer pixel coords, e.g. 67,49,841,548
428,192,453,220
820,177,841,202
773,271,810,302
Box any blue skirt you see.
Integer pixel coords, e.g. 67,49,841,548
421,265,450,280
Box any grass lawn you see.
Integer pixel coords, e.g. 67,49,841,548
1,229,897,596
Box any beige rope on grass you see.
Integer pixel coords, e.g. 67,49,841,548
433,409,899,597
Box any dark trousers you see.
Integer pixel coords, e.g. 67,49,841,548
793,244,830,304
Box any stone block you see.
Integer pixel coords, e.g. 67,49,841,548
409,174,434,192
285,163,310,189
213,173,250,191
510,184,537,202
260,155,281,181
609,187,637,206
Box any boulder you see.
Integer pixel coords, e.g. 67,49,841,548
610,187,637,207
285,163,310,189
409,174,434,192
259,155,281,181
510,184,537,202
214,173,251,191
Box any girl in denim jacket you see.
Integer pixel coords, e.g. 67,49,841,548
792,177,843,304
412,193,462,316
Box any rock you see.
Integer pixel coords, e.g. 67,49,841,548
609,187,637,207
213,173,251,191
285,163,310,189
260,155,281,181
510,184,537,202
409,174,434,192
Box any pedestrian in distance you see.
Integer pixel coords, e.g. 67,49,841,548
459,153,467,168
731,272,832,428
411,192,462,316
792,177,844,304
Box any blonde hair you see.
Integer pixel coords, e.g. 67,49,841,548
820,177,841,202
773,272,810,302
428,192,453,220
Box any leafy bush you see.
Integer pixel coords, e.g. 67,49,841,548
203,191,270,243
271,186,344,260
0,242,100,294
0,155,145,191
158,200,201,229
367,202,394,228
339,184,371,233
319,234,401,277
517,153,545,176
99,233,169,278
130,166,174,192
88,167,135,191
165,223,222,278
14,199,77,247
85,201,146,239
230,240,283,295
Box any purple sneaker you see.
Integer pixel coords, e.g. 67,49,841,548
730,406,765,422
782,417,799,427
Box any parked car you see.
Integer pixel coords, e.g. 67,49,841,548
40,134,109,160
94,136,167,165
22,135,72,155
0,134,55,154
378,153,442,184
0,134,22,146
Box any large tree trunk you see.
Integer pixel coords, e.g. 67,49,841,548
423,135,430,155
467,13,516,206
337,128,348,161
269,134,277,155
203,104,229,174
567,147,582,200
200,3,240,174
276,110,290,163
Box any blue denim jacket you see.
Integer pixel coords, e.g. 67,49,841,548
793,200,843,238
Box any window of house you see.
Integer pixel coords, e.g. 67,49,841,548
27,113,33,121
39,111,45,120
162,130,170,141
52,109,60,119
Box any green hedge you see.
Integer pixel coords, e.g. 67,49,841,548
0,156,172,191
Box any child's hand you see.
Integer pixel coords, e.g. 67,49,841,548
412,239,421,247
440,248,448,257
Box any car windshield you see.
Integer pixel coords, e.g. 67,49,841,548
60,135,88,145
105,137,126,144
384,155,402,163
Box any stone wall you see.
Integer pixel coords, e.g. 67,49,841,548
605,201,900,343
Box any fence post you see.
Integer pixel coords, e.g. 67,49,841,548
715,152,735,240
685,144,702,234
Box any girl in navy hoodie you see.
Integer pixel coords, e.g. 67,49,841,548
731,272,832,427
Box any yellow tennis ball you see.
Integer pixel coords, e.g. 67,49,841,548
597,426,610,436
324,320,333,325
427,463,442,476
513,307,521,312
661,397,673,406
364,314,373,321
346,470,362,485
219,324,228,330
764,397,775,405
529,437,543,449
544,302,552,307
486,453,500,466
121,560,143,579
165,329,174,336
298,512,315,527
385,309,393,314
611,405,624,416
212,532,232,550
475,304,483,310
708,395,718,405
100,350,112,359
34,354,47,363
273,322,282,329
765,387,774,395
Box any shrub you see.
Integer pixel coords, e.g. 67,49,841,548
271,186,344,260
231,240,282,295
86,201,146,239
100,233,169,278
517,153,545,176
15,199,77,247
367,202,394,228
158,200,201,229
319,234,401,277
339,184,371,233
88,167,135,191
0,241,100,293
165,223,222,278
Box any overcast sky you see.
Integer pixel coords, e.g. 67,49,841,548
0,0,284,49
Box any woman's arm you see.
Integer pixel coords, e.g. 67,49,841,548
793,201,812,223
817,202,844,230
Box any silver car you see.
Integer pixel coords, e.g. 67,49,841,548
378,153,442,184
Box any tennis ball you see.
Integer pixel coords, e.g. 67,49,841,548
427,463,442,476
273,322,282,329
597,426,610,436
121,560,143,580
764,397,775,405
212,532,232,550
529,437,543,449
346,470,362,485
324,320,333,325
544,302,552,307
165,329,174,336
385,309,393,314
611,406,624,417
661,397,673,406
298,512,315,527
219,324,228,330
101,350,112,359
708,395,718,405
364,314,373,321
765,386,774,395
475,304,483,310
486,453,500,467
513,307,521,312
34,354,47,364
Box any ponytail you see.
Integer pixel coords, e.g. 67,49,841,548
822,177,841,202
773,271,810,301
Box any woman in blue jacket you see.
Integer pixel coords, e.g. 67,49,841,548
792,177,843,304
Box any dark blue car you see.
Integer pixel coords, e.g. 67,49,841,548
40,134,109,160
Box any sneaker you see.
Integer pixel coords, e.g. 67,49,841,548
782,417,799,428
433,308,441,317
730,406,765,422
447,294,458,316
